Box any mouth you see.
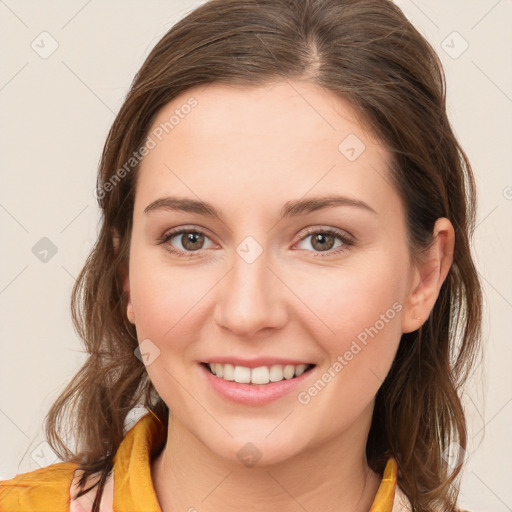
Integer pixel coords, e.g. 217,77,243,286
201,362,316,385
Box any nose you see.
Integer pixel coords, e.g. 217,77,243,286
213,247,288,338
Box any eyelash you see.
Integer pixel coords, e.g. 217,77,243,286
157,226,355,259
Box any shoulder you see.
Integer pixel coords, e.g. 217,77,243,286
393,485,413,511
0,462,78,512
68,470,114,512
0,463,115,512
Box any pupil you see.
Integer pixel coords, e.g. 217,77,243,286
315,234,332,249
184,232,202,250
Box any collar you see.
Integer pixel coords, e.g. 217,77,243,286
112,413,399,512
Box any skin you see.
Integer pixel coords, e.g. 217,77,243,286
118,80,454,512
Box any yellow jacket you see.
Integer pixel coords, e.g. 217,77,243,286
0,413,413,512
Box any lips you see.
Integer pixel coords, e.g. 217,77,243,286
199,360,317,405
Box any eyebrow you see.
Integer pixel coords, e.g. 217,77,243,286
143,194,377,220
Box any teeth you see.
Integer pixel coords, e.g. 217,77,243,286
233,366,251,383
251,366,270,385
206,363,311,384
283,365,295,379
223,363,234,381
269,365,283,382
294,364,308,377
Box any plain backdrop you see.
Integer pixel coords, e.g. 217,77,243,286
0,1,511,510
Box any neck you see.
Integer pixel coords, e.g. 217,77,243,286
151,406,382,512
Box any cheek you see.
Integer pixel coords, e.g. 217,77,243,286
291,268,405,419
290,258,406,384
297,259,404,335
128,252,185,343
130,243,407,346
128,248,224,359
127,255,206,411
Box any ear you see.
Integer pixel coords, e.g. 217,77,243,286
401,218,455,333
113,230,136,325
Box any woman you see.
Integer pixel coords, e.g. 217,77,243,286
0,0,481,511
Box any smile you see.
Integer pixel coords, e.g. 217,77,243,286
202,362,315,385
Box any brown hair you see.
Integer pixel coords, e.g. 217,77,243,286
45,0,482,510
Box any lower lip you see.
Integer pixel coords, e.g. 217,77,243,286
199,363,315,406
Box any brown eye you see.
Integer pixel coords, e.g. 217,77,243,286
309,233,336,252
159,228,215,258
295,227,354,257
179,231,205,251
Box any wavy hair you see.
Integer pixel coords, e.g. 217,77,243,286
44,1,482,510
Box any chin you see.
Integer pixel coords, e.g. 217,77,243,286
193,420,313,469
225,438,305,468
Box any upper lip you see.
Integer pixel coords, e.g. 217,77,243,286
201,357,315,368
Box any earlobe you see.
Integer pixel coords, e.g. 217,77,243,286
120,264,136,325
402,218,455,333
113,229,136,325
123,273,136,325
127,301,136,325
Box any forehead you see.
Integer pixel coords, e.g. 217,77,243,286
147,80,373,150
135,80,398,218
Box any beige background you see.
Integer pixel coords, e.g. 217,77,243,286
0,1,511,510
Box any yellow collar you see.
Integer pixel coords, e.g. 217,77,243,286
113,412,399,512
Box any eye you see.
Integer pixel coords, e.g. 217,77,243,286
158,227,215,258
294,227,354,257
158,226,354,259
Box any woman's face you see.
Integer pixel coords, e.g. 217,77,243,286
124,80,420,465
